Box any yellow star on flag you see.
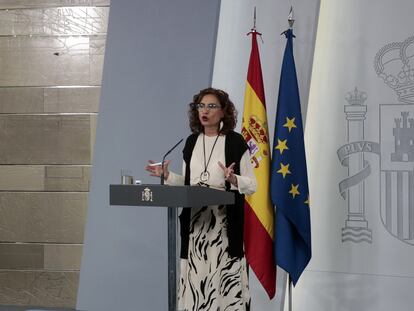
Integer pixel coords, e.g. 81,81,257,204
304,195,310,205
283,117,297,132
275,139,289,154
289,184,300,198
277,163,291,178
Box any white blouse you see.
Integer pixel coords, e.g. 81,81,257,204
166,134,256,195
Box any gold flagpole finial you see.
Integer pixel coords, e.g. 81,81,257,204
288,6,295,28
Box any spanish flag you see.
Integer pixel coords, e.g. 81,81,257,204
242,29,276,298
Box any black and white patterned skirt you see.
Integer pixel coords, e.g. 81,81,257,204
178,205,250,311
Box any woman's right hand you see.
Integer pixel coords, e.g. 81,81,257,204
145,160,170,180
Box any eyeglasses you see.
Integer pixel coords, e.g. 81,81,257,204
195,103,222,110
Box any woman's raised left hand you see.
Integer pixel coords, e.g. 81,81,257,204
218,161,238,187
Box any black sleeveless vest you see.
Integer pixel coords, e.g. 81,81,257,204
179,131,249,259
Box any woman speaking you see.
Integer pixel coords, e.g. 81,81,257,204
146,88,256,311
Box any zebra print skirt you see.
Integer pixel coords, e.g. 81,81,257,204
178,205,250,311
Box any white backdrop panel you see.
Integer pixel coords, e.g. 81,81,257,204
211,0,320,310
298,0,414,310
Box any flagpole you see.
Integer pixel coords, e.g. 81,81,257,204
278,7,297,311
287,11,294,311
288,275,292,311
253,6,256,30
272,0,311,307
243,6,277,300
288,6,295,28
247,7,261,36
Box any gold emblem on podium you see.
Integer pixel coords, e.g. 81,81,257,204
141,187,153,202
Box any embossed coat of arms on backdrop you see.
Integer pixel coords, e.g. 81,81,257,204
337,36,414,245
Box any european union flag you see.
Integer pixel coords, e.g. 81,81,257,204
270,29,311,286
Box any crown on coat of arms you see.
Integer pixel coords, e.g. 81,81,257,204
345,87,367,106
248,116,268,144
374,36,414,104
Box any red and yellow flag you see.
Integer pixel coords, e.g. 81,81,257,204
242,30,276,298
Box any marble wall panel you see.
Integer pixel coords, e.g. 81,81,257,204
0,192,87,243
44,165,90,191
0,166,45,191
0,0,108,308
0,165,90,191
0,36,105,86
0,7,109,36
0,87,100,113
0,271,78,308
44,244,82,270
0,114,92,164
44,87,100,113
0,0,110,9
0,244,44,269
90,114,97,157
0,88,44,113
89,36,106,85
0,243,82,270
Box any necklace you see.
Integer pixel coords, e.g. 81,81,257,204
200,132,220,182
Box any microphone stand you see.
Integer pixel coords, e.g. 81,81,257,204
160,138,183,311
160,138,183,186
161,160,165,185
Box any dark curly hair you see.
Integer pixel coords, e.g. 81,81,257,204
188,87,237,134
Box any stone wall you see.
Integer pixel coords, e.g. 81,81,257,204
0,0,109,308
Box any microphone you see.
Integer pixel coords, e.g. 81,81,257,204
160,138,183,185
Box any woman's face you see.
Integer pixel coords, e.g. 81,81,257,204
198,94,224,132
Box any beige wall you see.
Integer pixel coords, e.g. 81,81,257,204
0,1,109,308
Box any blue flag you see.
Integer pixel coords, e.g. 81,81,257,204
270,29,311,286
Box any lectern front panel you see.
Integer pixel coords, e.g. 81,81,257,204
110,184,235,208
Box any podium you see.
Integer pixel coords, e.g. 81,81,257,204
109,184,235,311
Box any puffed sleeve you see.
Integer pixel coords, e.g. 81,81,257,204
234,150,257,195
165,161,185,186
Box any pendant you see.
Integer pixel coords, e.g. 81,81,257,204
200,171,210,182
